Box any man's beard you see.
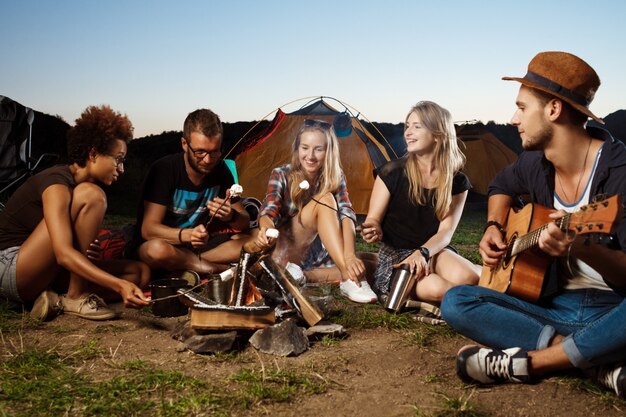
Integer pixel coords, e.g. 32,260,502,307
186,151,214,174
522,122,553,151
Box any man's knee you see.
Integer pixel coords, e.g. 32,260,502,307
139,240,178,267
440,285,476,324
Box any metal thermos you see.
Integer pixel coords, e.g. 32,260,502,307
384,264,415,312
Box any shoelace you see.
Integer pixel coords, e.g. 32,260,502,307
485,352,512,380
81,294,106,311
597,367,617,390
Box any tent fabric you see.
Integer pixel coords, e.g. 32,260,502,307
233,99,391,214
455,124,518,195
0,96,34,182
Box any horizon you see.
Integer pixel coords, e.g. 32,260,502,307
2,0,625,137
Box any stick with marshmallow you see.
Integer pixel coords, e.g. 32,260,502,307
205,183,244,228
299,180,338,212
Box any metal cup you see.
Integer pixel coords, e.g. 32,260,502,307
384,264,415,313
206,276,232,304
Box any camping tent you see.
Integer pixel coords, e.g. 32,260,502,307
230,98,392,214
455,123,518,195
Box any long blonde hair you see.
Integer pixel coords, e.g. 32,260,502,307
289,119,343,213
405,101,465,220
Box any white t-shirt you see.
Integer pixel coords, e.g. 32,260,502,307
553,146,609,291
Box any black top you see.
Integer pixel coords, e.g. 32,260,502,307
377,157,471,249
130,153,236,251
0,165,75,250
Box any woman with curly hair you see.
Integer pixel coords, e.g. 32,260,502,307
253,119,377,303
0,105,150,321
360,101,480,304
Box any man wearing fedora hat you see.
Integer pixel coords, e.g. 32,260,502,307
440,51,626,398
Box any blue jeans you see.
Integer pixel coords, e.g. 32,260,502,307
441,285,626,369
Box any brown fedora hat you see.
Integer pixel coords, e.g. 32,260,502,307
503,51,603,124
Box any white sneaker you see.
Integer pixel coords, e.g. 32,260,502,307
340,280,377,304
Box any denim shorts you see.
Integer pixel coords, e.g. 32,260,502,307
0,246,21,303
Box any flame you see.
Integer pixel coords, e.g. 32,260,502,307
245,280,263,305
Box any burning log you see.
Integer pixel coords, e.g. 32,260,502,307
181,291,275,330
229,229,278,306
259,256,323,327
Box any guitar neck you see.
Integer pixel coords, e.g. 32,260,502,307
510,214,571,257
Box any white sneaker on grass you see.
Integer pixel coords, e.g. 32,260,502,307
340,280,377,304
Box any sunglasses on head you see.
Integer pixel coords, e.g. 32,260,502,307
303,119,332,130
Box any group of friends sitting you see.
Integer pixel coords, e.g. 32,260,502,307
1,51,625,399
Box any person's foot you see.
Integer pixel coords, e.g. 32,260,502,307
340,280,377,304
61,293,117,321
456,345,530,385
587,364,626,398
30,290,63,321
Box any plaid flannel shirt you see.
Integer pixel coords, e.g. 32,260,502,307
259,164,356,268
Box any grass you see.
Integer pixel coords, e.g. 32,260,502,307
0,346,329,417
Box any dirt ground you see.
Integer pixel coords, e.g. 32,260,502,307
8,298,625,417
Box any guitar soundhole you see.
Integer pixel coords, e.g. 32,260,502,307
501,233,517,270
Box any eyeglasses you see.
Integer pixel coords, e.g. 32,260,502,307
185,140,222,160
303,119,332,130
105,154,126,167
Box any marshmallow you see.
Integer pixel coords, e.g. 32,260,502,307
219,268,234,281
299,180,310,190
265,228,279,238
229,184,243,197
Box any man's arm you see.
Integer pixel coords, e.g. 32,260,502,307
479,194,514,267
141,201,186,243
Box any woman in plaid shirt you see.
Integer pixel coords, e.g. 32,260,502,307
253,119,377,303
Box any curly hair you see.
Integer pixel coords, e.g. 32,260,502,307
67,105,133,166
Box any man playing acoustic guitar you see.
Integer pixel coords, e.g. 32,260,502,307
441,51,626,398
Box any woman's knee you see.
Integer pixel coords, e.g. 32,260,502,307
71,183,107,215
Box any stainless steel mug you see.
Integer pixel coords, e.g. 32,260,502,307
384,264,415,312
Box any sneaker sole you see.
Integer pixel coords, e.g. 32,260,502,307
30,291,61,321
64,310,118,321
30,292,51,321
456,345,481,384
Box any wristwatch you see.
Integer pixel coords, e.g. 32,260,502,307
419,246,430,263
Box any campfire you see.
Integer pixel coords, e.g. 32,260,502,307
179,229,322,330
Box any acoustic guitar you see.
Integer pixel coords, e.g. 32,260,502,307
478,195,622,303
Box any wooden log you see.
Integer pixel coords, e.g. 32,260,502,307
181,291,275,330
258,256,323,327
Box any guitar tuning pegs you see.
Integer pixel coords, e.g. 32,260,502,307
597,224,604,230
576,225,584,232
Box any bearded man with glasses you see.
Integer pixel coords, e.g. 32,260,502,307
131,109,250,276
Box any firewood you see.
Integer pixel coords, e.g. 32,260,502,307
258,256,323,327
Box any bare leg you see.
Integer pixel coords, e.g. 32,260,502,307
15,183,106,302
139,239,230,274
272,193,348,275
528,339,573,376
66,183,108,298
89,259,151,302
200,237,247,264
414,249,480,303
305,252,378,284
